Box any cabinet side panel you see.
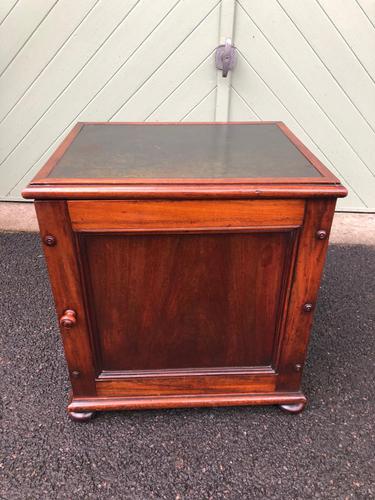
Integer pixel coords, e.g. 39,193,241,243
277,198,337,391
34,201,96,396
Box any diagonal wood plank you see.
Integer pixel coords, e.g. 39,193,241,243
356,0,375,27
0,0,19,25
239,0,375,175
112,6,219,120
229,88,260,120
318,0,375,79
0,0,141,164
148,56,216,121
0,0,58,75
0,0,99,121
279,0,375,132
81,0,219,120
182,87,216,121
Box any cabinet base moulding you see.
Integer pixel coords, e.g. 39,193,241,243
68,391,307,415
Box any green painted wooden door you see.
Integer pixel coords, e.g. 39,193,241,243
0,0,374,211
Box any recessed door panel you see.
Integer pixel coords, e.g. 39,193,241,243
80,231,295,372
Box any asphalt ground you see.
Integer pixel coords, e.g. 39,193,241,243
0,232,374,499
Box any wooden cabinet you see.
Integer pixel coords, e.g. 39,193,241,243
23,122,347,421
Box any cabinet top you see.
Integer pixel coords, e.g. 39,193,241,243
23,122,347,200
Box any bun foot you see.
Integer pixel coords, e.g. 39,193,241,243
279,401,306,414
69,411,95,422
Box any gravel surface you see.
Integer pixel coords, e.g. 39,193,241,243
0,232,374,500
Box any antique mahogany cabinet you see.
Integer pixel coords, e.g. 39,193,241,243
23,122,347,421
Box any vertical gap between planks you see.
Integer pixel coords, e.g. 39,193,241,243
215,0,236,121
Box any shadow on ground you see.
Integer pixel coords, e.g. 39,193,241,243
0,233,374,499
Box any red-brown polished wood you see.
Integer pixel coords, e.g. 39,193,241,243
34,201,97,396
23,122,347,420
81,231,293,372
68,199,304,231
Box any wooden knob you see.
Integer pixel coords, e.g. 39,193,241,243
59,309,77,328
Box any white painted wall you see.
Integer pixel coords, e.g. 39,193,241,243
0,0,374,211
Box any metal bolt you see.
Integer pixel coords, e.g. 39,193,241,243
295,363,302,372
303,303,313,312
43,234,56,246
316,230,327,240
71,370,80,378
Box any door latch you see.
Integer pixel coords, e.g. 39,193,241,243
215,38,236,77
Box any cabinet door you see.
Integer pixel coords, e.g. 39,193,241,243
80,230,292,372
65,199,307,399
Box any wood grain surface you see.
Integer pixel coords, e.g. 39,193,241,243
68,199,305,231
81,231,294,371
